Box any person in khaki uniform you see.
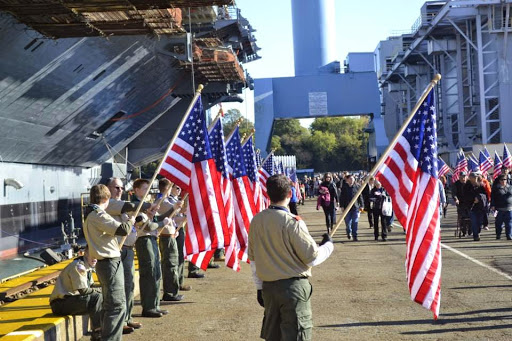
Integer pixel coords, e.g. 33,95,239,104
106,177,152,333
248,174,334,341
83,184,134,341
50,246,102,341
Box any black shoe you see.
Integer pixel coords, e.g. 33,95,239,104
474,237,480,241
188,272,205,279
162,294,184,302
157,309,169,315
382,238,387,242
353,236,358,241
375,237,378,241
207,263,220,269
123,326,135,334
507,236,512,240
347,234,352,240
497,235,501,240
141,310,162,318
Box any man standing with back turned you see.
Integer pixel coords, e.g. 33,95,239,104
248,174,334,341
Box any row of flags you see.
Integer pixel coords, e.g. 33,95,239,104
158,94,298,272
450,144,512,182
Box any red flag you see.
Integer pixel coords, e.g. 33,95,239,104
375,89,441,319
242,136,265,213
159,95,229,267
257,153,275,208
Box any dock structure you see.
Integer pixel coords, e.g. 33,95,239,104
375,0,512,164
0,199,511,340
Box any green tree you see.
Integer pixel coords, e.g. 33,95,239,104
222,108,254,139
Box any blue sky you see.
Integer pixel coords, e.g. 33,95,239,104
223,0,430,124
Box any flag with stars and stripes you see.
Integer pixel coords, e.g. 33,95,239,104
479,149,493,175
452,150,468,183
242,136,265,213
503,144,512,169
375,89,441,319
468,155,480,173
276,161,284,175
438,158,451,178
159,95,229,264
255,150,263,169
206,118,238,271
494,151,503,180
258,153,275,208
226,126,256,262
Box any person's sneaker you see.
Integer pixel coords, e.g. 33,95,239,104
188,272,205,279
122,326,135,334
207,263,221,269
483,226,489,230
162,294,184,302
157,309,169,315
180,285,192,291
347,234,352,240
141,310,162,318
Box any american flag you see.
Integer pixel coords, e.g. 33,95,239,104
276,161,284,175
452,150,468,183
226,127,256,262
468,155,480,172
494,151,503,180
255,150,263,169
207,118,238,271
479,149,493,174
258,153,275,208
159,95,229,264
242,136,265,213
438,158,451,178
503,144,512,169
375,89,441,319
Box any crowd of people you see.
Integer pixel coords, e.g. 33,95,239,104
451,168,512,241
300,172,395,242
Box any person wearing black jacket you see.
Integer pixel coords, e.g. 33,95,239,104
339,174,364,241
490,174,512,240
452,172,471,236
320,172,338,233
370,181,388,241
362,176,375,229
463,172,487,241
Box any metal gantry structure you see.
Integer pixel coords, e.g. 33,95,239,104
376,0,512,164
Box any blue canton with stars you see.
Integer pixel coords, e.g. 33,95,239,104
208,119,229,179
242,137,258,183
225,126,248,179
402,90,438,178
180,96,212,162
262,153,275,175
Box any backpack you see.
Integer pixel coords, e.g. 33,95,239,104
319,186,331,208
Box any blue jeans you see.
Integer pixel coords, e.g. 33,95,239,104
345,209,359,238
470,211,484,239
495,210,512,238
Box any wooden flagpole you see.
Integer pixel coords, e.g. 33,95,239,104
330,74,442,237
241,129,255,146
119,84,204,249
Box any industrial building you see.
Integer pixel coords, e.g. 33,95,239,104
374,0,512,164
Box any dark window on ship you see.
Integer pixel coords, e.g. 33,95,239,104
86,111,126,140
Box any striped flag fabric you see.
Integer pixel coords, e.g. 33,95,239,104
226,126,256,262
452,150,467,183
438,158,451,178
375,89,441,319
207,118,238,271
479,149,493,174
242,136,265,213
258,153,275,208
255,150,263,169
494,151,503,180
159,95,229,265
503,144,512,169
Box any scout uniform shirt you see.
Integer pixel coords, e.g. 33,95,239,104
83,205,122,260
157,197,176,235
106,198,138,246
248,206,319,282
49,258,93,302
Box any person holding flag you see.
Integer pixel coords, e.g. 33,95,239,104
248,174,334,341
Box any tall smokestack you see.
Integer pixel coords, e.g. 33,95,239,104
291,0,336,76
